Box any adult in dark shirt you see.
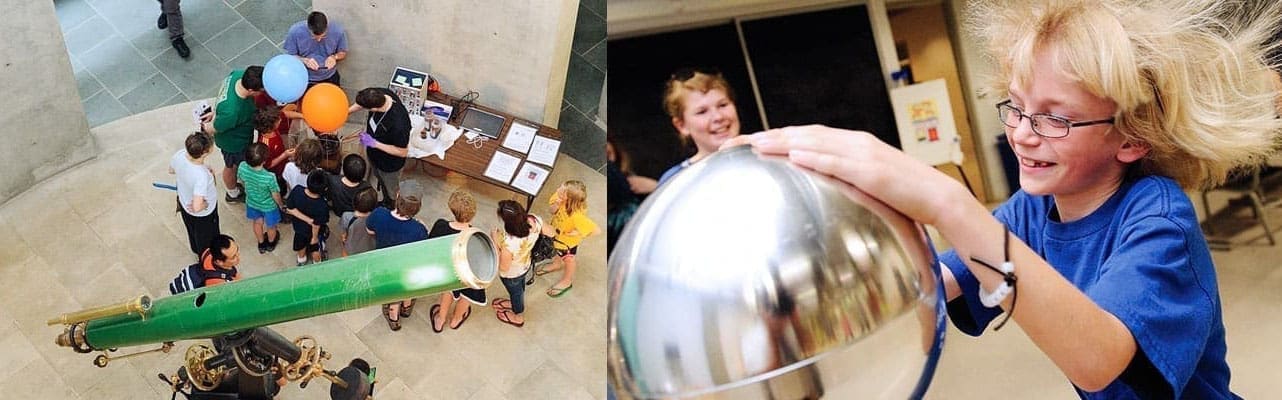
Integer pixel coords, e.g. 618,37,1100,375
351,87,411,208
428,191,481,333
365,180,427,331
285,170,330,266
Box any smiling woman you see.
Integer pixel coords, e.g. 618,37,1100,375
657,68,743,185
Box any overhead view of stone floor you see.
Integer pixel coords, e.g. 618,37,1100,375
0,102,606,400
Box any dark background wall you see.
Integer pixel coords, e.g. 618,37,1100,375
607,5,896,179
607,23,764,179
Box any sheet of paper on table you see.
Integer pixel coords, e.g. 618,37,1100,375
483,151,522,183
501,121,538,154
407,123,464,160
511,162,550,196
526,135,560,167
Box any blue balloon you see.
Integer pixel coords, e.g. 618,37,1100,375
263,54,308,103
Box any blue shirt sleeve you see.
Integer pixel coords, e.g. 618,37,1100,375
942,199,1018,335
1087,215,1212,395
334,23,348,52
283,24,302,56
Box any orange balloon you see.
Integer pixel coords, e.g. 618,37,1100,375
301,83,349,133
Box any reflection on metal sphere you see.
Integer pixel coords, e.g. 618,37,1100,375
608,145,945,399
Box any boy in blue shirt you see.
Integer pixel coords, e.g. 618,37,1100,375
735,0,1280,396
366,180,428,331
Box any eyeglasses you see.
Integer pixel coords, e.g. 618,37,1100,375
996,100,1114,138
670,67,721,82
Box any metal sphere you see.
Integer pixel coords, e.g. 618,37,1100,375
608,145,945,399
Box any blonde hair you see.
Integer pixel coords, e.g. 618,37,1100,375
559,180,588,214
969,0,1282,188
663,71,735,120
447,190,476,223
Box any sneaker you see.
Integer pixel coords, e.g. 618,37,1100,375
157,14,167,30
225,191,245,204
296,260,308,267
257,240,268,254
266,237,279,252
172,37,190,59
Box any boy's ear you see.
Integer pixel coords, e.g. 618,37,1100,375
1117,140,1150,163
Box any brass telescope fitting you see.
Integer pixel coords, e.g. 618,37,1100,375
47,295,152,326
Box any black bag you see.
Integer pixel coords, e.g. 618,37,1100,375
531,234,556,266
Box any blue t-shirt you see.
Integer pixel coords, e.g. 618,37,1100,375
365,207,428,249
657,159,692,186
942,176,1235,398
283,20,348,82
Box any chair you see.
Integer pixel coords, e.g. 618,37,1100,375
1201,166,1277,246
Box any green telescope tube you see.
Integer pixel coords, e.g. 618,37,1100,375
77,229,496,350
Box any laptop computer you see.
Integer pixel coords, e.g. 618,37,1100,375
459,107,506,139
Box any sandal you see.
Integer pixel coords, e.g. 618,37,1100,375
449,306,472,330
382,304,402,331
496,309,524,328
547,283,573,298
492,298,513,311
429,304,444,333
399,299,416,318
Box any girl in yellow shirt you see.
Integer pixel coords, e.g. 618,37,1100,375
538,180,597,297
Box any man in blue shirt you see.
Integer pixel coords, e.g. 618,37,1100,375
283,11,348,86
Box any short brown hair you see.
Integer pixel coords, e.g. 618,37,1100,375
185,132,212,158
395,192,421,218
244,142,269,168
293,139,324,172
448,190,476,223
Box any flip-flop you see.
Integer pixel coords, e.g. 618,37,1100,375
492,298,513,311
547,283,573,298
382,304,402,331
429,304,444,333
496,309,525,328
449,307,472,330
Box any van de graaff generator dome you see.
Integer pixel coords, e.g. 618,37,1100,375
608,145,946,399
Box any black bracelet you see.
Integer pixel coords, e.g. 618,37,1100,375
968,224,1018,331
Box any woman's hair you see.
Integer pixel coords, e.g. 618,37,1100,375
559,180,588,214
662,70,735,120
448,190,476,223
969,0,1282,188
497,200,531,238
294,138,324,172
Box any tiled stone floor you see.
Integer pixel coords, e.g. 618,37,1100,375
57,0,309,127
0,102,606,399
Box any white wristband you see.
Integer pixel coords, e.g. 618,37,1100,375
978,261,1014,308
